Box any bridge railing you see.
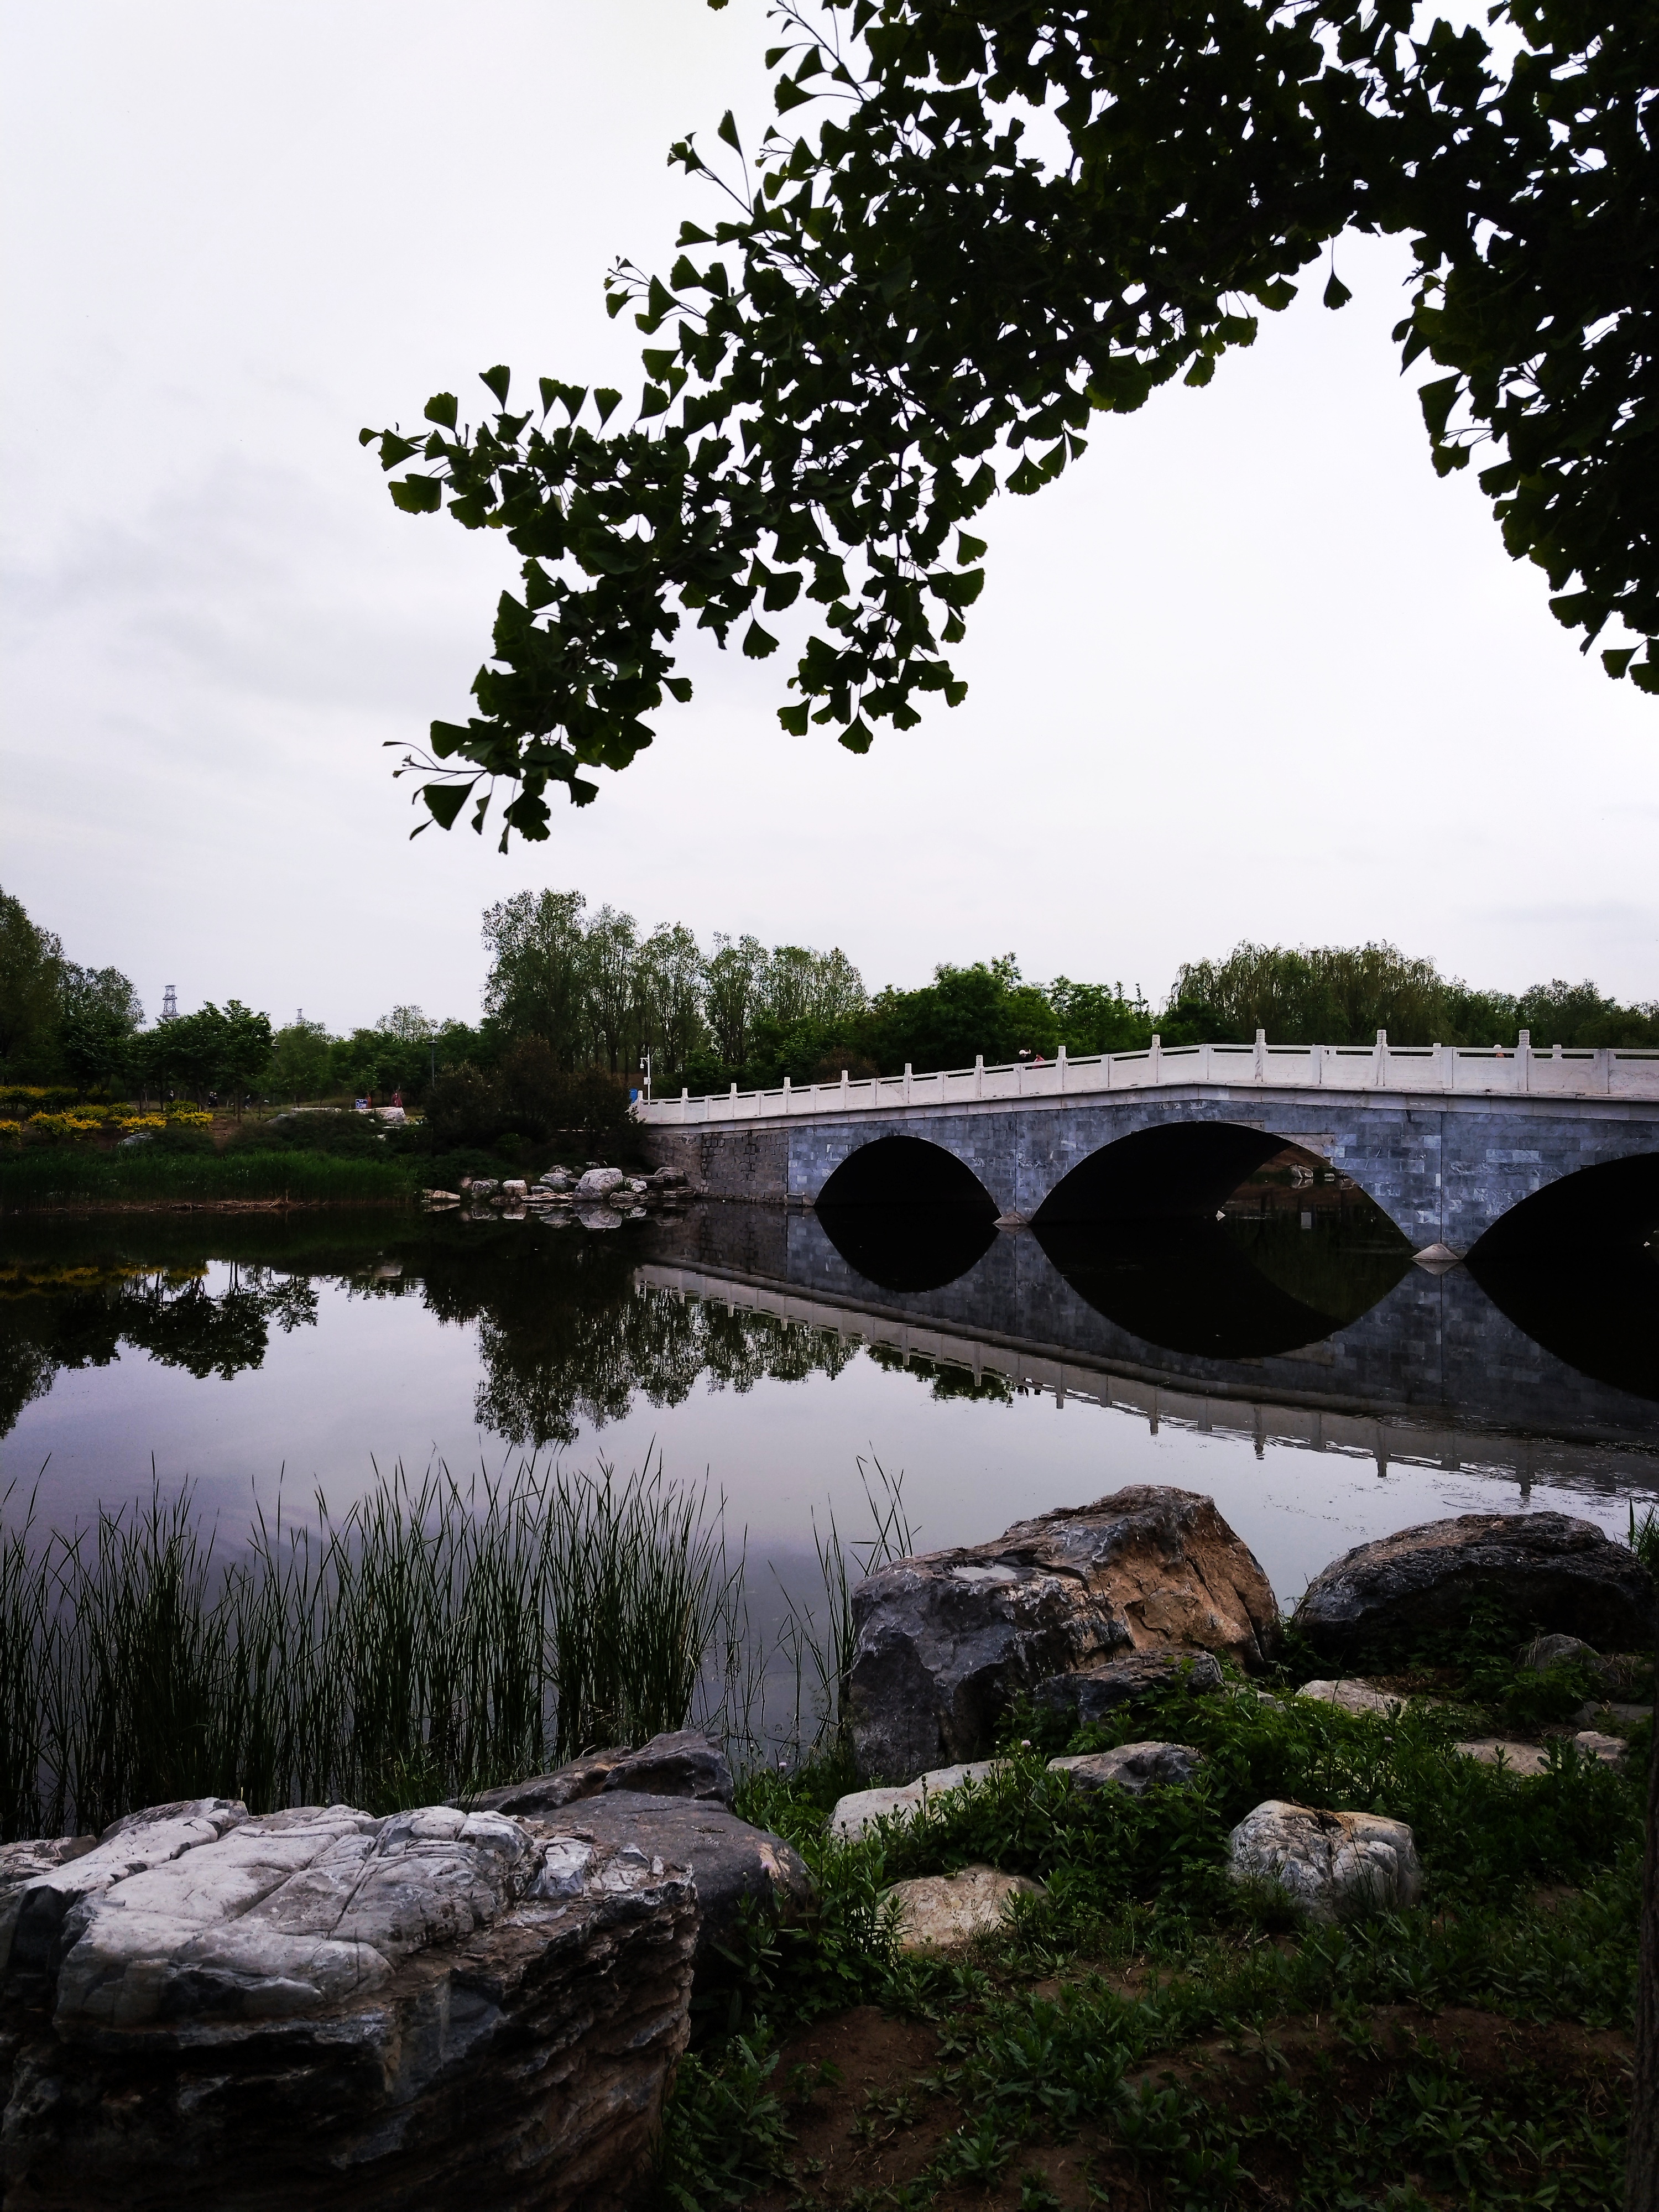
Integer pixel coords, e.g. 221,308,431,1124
634,1032,1659,1123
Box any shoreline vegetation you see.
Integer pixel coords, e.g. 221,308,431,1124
0,1147,426,1215
1,1463,1652,2208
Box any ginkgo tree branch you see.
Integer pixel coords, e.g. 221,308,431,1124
362,0,1657,846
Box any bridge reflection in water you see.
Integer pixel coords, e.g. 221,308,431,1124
643,1174,1659,1491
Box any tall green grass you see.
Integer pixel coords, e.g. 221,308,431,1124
0,1149,417,1209
0,1461,745,1840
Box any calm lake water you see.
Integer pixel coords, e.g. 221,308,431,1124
2,1195,1656,1610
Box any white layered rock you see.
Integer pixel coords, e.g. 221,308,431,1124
0,1796,696,2211
1228,1799,1423,1923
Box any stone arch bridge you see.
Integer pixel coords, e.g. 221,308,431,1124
636,1037,1659,1254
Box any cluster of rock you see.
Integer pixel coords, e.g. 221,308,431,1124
1,1491,1649,2191
834,1486,1652,1943
0,1730,807,2210
422,1164,688,1228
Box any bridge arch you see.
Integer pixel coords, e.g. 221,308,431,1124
1032,1121,1367,1225
1030,1124,1411,1357
1469,1149,1659,1259
815,1134,999,1292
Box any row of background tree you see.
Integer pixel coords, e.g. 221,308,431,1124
4,884,1656,1113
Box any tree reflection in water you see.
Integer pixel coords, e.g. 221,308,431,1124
0,1255,320,1433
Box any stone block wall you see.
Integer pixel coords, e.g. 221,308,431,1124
638,1124,790,1203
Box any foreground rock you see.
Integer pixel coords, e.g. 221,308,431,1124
469,1733,801,1987
830,1761,1003,1841
1294,1513,1654,1662
574,1166,625,1201
883,1865,1044,1952
0,1795,695,2210
472,1729,735,1816
1048,1742,1205,1796
847,1486,1279,1782
1228,1801,1423,1923
546,1793,815,1983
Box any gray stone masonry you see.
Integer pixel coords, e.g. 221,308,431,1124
641,1086,1658,1253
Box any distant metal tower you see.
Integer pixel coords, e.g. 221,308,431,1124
161,985,179,1021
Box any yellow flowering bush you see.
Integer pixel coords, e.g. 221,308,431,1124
164,1108,213,1129
0,1119,22,1149
116,1115,167,1135
29,1114,107,1143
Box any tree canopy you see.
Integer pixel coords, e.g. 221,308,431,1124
363,0,1658,844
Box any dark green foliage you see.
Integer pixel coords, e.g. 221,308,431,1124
1171,940,1659,1049
366,1,1657,841
0,890,65,1078
424,1053,632,1150
0,1148,418,1209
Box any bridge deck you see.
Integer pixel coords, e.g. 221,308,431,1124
638,1036,1659,1124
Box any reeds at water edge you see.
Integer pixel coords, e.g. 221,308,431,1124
0,1459,748,1841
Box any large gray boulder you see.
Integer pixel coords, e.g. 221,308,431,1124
465,1733,792,1992
1294,1513,1655,1662
846,1486,1279,1783
554,1792,815,1984
0,1797,695,2210
574,1166,625,1202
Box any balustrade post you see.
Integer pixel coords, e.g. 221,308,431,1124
975,1053,984,1099
782,1075,792,1114
841,1068,849,1105
1374,1029,1387,1089
680,1086,688,1123
1057,1044,1067,1091
1254,1027,1266,1082
1150,1033,1162,1083
1517,1029,1532,1094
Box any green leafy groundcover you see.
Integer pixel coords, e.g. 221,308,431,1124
654,1673,1645,2210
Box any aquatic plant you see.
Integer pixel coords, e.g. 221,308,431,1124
0,1459,745,1838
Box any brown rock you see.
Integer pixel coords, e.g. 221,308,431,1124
883,1864,1044,1952
847,1486,1278,1782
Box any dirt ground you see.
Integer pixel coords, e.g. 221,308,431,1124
748,2000,1632,2211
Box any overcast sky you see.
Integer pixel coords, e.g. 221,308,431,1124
4,1,1656,1035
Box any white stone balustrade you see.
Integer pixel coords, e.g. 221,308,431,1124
637,1030,1659,1126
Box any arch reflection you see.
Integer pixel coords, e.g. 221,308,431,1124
816,1134,999,1292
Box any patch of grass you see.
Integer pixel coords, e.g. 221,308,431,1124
0,1147,420,1210
656,1680,1644,2211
